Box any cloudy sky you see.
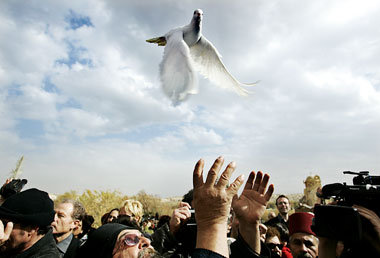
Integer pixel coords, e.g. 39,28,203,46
1,0,379,197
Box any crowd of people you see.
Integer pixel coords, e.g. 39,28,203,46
0,156,379,257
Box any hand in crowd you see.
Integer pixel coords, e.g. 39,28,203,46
0,220,13,246
354,205,380,240
169,202,191,234
233,171,274,225
232,171,274,253
193,156,244,257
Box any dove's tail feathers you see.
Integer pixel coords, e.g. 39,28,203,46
146,37,167,46
236,80,259,95
234,84,252,96
242,80,260,87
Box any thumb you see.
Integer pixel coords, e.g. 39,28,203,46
232,194,239,205
227,174,245,197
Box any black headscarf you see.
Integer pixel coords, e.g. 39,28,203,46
78,223,136,258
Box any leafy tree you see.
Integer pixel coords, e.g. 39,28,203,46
132,190,179,217
55,189,127,227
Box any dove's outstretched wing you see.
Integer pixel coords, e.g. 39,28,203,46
190,36,256,96
160,30,198,104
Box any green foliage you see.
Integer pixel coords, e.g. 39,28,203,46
9,155,24,179
55,189,127,228
54,190,79,203
132,190,179,217
55,189,303,228
55,189,180,228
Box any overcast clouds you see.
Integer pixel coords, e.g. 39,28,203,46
1,0,380,197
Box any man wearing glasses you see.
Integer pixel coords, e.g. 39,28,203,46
78,223,160,258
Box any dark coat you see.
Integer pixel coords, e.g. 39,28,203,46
230,234,270,258
6,230,60,258
265,214,288,229
63,236,80,258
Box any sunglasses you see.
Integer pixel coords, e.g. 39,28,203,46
122,233,142,247
266,243,283,250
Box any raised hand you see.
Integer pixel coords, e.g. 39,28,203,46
231,171,274,254
232,171,274,224
193,157,244,227
192,156,244,257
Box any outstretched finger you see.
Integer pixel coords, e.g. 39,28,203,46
193,159,205,188
258,173,270,194
252,171,263,191
244,171,255,190
205,156,224,186
216,161,236,188
227,174,245,197
264,184,275,201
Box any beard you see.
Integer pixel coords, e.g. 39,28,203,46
295,253,313,258
137,247,163,258
0,240,28,256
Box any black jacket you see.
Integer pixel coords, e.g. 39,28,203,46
7,229,60,258
63,236,80,258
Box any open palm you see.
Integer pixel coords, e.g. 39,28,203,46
232,171,274,224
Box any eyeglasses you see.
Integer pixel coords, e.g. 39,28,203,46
122,233,142,247
266,243,283,250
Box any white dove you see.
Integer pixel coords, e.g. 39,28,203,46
147,9,257,104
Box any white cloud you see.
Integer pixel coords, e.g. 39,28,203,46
181,125,224,145
1,0,380,197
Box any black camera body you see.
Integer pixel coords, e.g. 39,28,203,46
0,179,28,199
311,171,380,243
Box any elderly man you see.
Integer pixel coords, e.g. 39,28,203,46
77,223,160,258
0,188,60,257
52,199,86,257
288,212,319,258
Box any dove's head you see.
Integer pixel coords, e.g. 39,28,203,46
192,9,203,24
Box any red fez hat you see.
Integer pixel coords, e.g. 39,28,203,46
288,212,315,236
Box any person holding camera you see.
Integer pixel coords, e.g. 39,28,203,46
150,192,196,257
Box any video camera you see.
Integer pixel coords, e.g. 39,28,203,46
311,171,380,243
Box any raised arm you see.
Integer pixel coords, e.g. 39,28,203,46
193,156,244,257
231,171,274,254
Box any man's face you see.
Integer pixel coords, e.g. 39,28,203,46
289,233,318,258
112,229,157,258
0,221,35,255
51,203,75,235
276,197,290,215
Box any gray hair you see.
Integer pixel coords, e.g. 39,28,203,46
60,199,86,221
